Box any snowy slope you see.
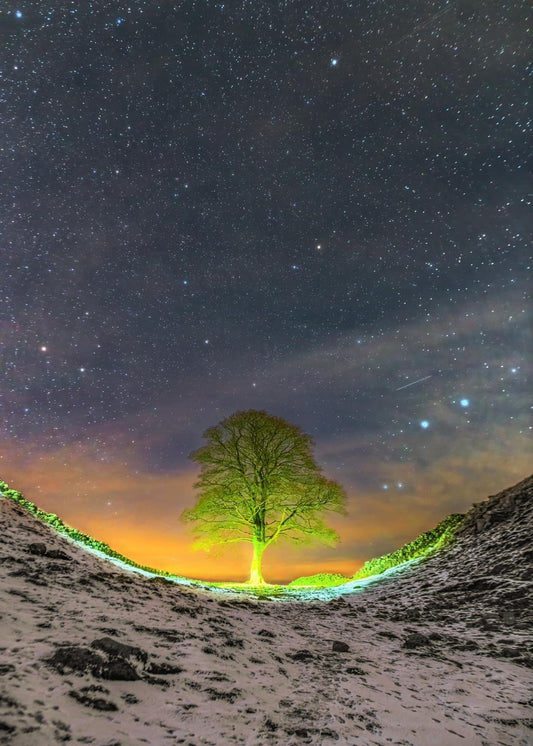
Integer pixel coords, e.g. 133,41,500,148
0,476,532,746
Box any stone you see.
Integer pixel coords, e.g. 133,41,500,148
101,659,140,681
287,650,315,662
402,632,431,649
332,641,350,652
46,549,71,560
45,646,103,676
91,637,148,664
346,666,366,675
28,543,47,556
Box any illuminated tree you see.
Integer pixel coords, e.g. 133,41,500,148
181,410,347,585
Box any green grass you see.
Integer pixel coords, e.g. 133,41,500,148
350,513,465,581
288,572,350,588
288,513,465,588
1,478,466,593
0,479,182,579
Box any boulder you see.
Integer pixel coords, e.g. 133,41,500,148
28,543,47,556
101,659,140,681
402,632,431,649
45,646,103,676
45,637,149,681
91,637,148,664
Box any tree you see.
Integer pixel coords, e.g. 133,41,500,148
181,410,347,585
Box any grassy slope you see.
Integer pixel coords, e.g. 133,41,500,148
0,480,180,579
1,479,465,589
289,512,466,587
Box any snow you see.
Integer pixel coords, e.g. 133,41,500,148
1,477,532,745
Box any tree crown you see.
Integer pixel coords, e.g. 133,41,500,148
182,410,347,552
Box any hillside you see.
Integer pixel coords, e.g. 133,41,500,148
0,476,532,745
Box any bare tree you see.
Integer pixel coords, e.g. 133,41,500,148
181,410,347,584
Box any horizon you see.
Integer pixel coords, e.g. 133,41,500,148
1,471,530,585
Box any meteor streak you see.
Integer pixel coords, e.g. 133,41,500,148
395,375,433,391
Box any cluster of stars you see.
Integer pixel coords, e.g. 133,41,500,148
0,1,529,538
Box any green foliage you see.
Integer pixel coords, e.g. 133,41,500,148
1,476,465,591
0,479,177,578
183,410,346,547
183,410,347,583
351,513,465,581
288,572,350,587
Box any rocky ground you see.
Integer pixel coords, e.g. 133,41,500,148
0,475,532,745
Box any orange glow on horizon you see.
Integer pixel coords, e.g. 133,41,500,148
1,434,531,584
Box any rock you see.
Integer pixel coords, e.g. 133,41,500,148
91,637,148,664
45,638,148,681
332,641,350,653
0,665,15,676
46,549,71,560
346,666,366,675
85,637,148,680
28,543,47,556
327,597,347,609
101,659,140,681
402,632,431,649
287,650,315,662
45,646,103,676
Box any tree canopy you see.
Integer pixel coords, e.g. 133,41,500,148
181,409,347,584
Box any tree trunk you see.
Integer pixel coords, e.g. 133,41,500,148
248,539,267,585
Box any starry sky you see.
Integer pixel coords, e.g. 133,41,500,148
1,1,530,583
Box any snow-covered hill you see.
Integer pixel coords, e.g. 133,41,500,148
1,476,532,745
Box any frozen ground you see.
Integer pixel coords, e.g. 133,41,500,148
0,476,532,745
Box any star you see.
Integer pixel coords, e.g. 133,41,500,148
1,0,528,588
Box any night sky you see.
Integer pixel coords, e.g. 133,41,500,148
2,1,530,582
